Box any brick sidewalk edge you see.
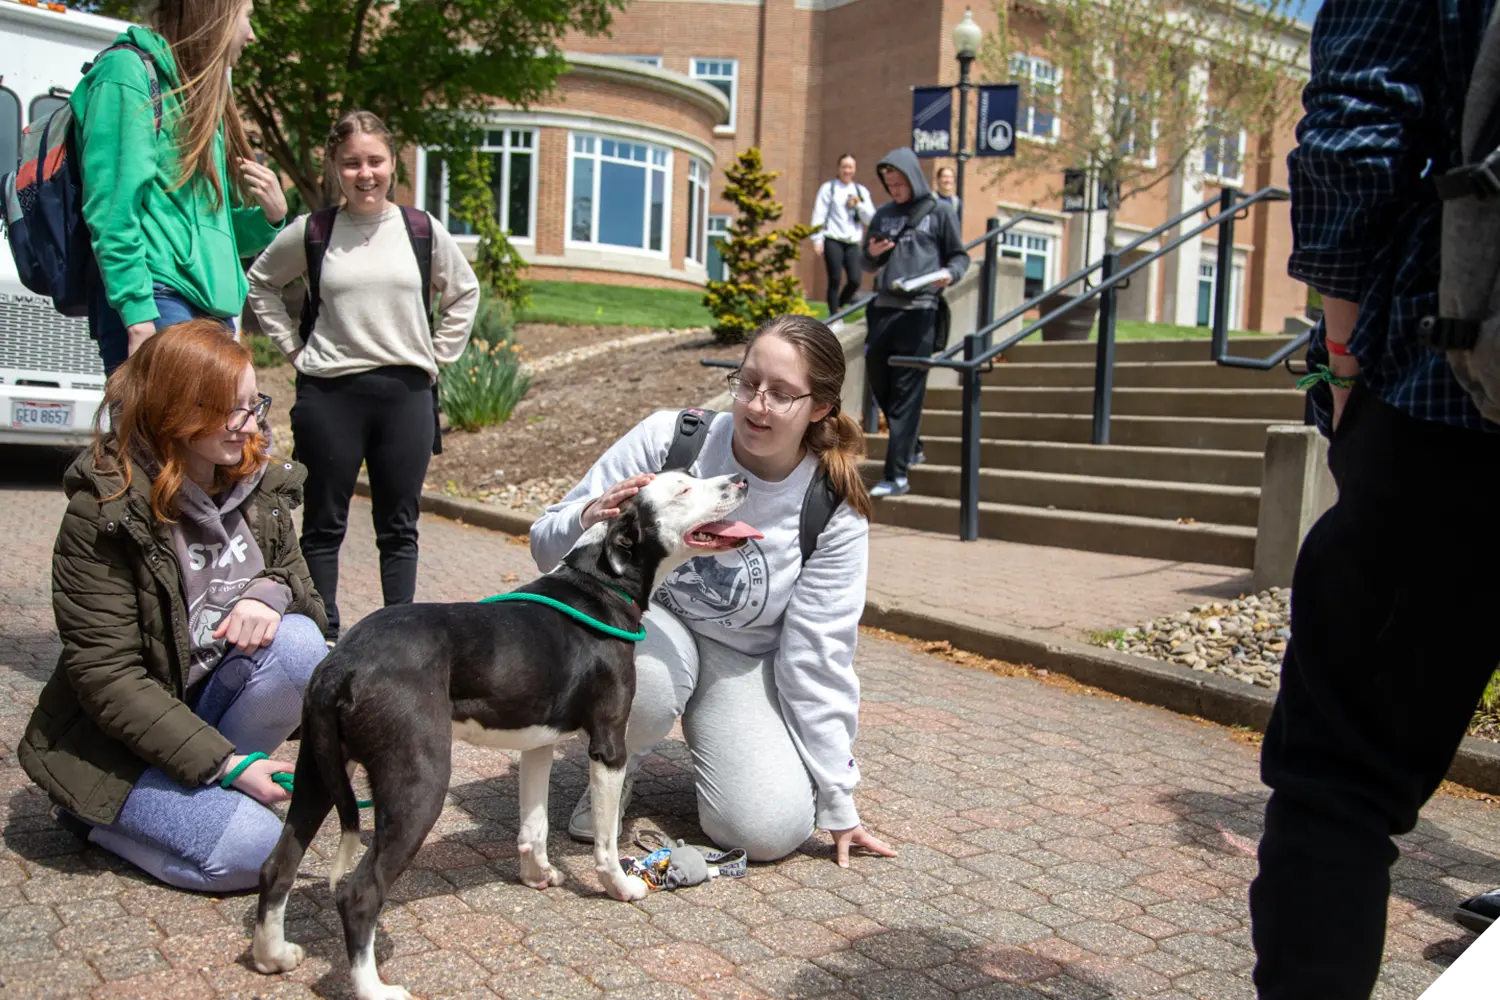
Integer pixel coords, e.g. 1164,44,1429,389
357,477,1500,798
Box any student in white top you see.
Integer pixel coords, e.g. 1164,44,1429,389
531,315,897,867
935,165,962,218
245,111,480,642
810,155,876,326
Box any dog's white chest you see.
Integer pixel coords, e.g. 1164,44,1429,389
451,720,576,751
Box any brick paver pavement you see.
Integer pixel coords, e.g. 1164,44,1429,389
867,527,1252,640
2,449,1498,1000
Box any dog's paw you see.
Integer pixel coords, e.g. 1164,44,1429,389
606,873,650,902
520,859,565,890
251,939,304,975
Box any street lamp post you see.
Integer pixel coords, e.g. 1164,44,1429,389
951,7,983,226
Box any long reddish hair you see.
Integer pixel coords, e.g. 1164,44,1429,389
94,321,267,523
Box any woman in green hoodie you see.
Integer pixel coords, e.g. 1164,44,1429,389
74,0,287,374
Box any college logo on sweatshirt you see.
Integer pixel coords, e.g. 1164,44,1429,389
186,534,250,571
655,541,770,628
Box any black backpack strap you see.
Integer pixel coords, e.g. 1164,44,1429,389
799,470,842,566
399,205,435,329
662,408,716,472
297,206,339,341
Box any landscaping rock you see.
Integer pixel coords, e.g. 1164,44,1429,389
1109,587,1291,690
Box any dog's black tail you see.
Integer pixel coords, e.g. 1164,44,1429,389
304,693,363,891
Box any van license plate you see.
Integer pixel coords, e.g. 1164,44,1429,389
11,401,74,430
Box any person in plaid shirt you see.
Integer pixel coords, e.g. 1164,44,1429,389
1250,1,1500,996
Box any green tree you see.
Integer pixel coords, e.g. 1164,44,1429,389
703,148,817,345
62,1,136,16
445,150,530,312
980,0,1304,250
69,1,627,211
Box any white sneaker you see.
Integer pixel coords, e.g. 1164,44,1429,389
567,773,636,843
869,478,910,499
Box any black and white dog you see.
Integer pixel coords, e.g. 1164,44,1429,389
251,471,760,1000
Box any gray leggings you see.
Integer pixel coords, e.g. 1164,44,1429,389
626,605,817,861
85,614,326,892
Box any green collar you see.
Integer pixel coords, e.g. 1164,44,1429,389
479,585,646,642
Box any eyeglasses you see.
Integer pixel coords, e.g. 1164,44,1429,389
227,394,272,433
726,374,812,414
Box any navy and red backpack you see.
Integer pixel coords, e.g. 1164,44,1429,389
0,43,161,316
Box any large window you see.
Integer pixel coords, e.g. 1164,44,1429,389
421,129,535,240
0,88,19,175
1010,56,1060,139
686,158,710,266
1202,111,1245,185
1118,99,1156,165
691,58,738,131
1001,231,1054,300
707,216,731,281
568,134,671,254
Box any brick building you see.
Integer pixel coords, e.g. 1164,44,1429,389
415,0,1312,332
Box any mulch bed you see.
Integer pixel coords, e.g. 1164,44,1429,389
256,323,738,515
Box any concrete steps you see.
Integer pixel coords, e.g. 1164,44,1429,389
861,334,1308,567
860,461,1261,526
925,386,1305,420
866,435,1265,487
868,494,1258,567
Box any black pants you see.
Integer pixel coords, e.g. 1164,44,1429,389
823,239,863,316
291,366,435,639
1250,385,1500,999
865,305,934,482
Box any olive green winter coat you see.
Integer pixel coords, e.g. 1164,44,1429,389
18,452,326,825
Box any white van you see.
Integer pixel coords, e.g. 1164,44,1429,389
0,0,131,448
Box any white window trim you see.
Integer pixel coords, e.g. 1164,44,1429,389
691,57,738,134
998,224,1058,295
413,130,538,245
1118,99,1158,168
1198,251,1247,329
564,131,674,260
706,214,732,280
687,158,711,267
1010,55,1062,142
1202,121,1248,187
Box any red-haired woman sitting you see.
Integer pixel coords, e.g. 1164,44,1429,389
18,320,328,893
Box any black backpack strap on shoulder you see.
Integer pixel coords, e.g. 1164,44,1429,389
662,408,716,472
298,206,339,341
399,205,435,330
799,469,842,566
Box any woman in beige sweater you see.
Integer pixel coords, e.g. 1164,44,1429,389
246,111,479,643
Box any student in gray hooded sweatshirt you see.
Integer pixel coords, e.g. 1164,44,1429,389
862,147,970,497
20,321,328,894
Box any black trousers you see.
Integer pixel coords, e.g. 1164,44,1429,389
290,366,435,639
1250,385,1500,999
823,239,863,316
865,305,934,482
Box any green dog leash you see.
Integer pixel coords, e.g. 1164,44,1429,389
232,586,643,808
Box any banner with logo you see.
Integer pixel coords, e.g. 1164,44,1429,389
974,84,1019,157
911,86,953,158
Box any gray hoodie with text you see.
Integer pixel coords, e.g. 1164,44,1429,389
861,147,971,310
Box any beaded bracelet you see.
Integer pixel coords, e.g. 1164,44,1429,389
1295,364,1357,391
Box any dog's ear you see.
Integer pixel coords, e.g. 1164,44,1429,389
599,505,643,578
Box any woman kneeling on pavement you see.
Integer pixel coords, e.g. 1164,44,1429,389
531,314,897,866
18,322,328,893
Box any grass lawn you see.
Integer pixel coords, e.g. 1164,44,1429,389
1112,320,1282,341
515,279,845,329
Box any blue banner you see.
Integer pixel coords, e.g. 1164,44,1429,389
911,86,953,158
975,84,1020,157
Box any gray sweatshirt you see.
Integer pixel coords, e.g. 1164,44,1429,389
862,146,971,310
170,465,292,690
529,411,870,831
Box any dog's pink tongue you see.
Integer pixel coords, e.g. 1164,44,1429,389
697,520,764,540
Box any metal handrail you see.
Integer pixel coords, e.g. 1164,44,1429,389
896,187,1292,374
877,185,1295,542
